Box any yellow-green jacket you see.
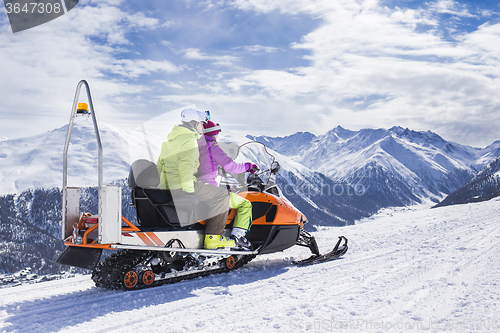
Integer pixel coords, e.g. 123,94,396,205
157,125,200,193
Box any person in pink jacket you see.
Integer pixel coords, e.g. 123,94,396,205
197,120,258,250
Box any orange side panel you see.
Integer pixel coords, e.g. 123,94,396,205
238,191,305,226
136,233,155,246
251,216,268,225
179,191,306,227
146,232,165,246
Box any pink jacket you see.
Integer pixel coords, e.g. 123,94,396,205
197,135,248,186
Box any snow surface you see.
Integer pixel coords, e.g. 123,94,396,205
2,199,500,332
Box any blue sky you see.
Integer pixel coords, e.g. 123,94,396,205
1,0,500,147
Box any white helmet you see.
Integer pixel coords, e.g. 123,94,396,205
181,109,210,123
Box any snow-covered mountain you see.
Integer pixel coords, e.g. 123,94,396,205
435,154,500,207
2,199,500,332
249,126,500,206
0,120,131,195
1,122,499,229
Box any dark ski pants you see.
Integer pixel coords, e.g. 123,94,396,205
193,181,229,235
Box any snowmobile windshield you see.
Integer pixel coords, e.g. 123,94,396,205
218,141,279,191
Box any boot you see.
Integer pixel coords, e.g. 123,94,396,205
204,234,236,249
230,227,253,250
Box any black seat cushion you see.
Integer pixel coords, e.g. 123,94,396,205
128,160,199,227
129,159,160,188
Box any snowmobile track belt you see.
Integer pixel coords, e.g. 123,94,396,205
92,249,256,290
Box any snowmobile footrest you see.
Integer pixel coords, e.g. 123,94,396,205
111,244,260,255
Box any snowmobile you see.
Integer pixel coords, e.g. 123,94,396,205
56,80,348,290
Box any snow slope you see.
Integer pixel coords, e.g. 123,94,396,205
2,199,499,332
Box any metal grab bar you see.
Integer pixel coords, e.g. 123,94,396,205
62,80,103,239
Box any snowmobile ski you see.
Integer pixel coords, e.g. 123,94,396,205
293,236,348,266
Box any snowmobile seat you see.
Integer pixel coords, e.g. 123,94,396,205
128,159,199,228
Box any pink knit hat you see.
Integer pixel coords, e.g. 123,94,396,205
203,120,222,136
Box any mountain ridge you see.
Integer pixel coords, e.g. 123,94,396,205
1,122,499,227
434,155,500,208
249,126,499,206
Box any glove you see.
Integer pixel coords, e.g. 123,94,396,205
245,163,259,174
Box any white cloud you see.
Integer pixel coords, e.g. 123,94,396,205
226,0,314,15
1,0,500,147
161,20,176,29
0,1,174,138
182,48,239,66
156,80,184,89
460,23,500,63
107,59,180,78
234,45,280,54
183,48,207,60
430,0,474,18
213,0,500,146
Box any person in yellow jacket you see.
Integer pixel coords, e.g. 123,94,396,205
156,108,236,249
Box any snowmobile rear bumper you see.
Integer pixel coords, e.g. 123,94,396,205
55,246,103,270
